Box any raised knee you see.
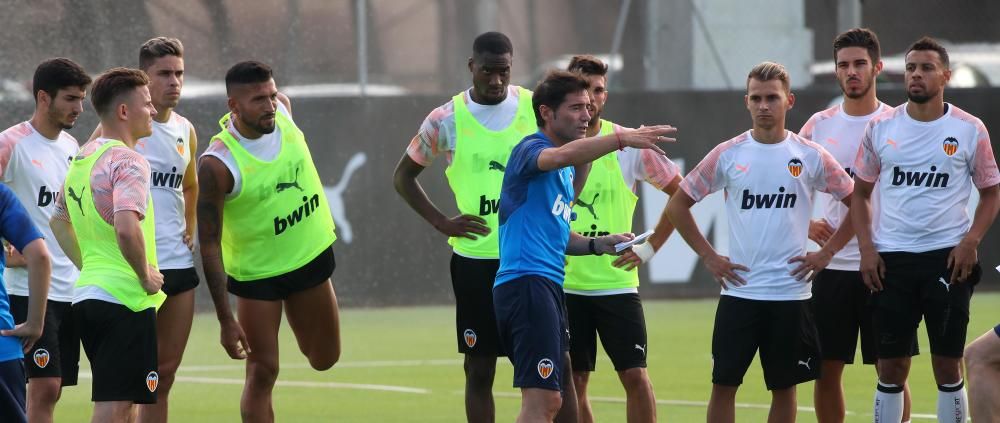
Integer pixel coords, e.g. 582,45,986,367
309,353,339,371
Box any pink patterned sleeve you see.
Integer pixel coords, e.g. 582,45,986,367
972,125,1000,189
679,143,729,202
405,102,453,167
53,186,69,222
798,115,817,141
638,149,681,190
853,121,880,182
108,149,150,220
815,147,854,200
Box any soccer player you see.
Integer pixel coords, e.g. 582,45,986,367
965,324,1000,421
392,31,537,422
562,55,681,423
0,57,88,423
198,61,341,422
90,37,198,423
798,28,913,423
852,37,1000,422
666,62,855,423
50,67,164,423
495,69,675,423
0,184,52,423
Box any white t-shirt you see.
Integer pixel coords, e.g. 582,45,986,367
136,112,195,269
201,102,290,198
405,86,524,166
680,130,854,301
799,102,890,271
855,103,1000,253
0,122,80,301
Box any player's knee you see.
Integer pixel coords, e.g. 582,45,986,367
463,356,496,387
877,359,909,384
572,371,589,392
246,360,280,387
617,367,650,392
308,351,339,371
29,378,62,404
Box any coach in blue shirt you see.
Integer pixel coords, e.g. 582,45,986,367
494,70,675,422
0,184,52,423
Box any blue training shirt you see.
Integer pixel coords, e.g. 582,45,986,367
495,131,576,287
0,184,44,362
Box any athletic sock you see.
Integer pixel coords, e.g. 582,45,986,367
874,381,904,423
936,380,968,423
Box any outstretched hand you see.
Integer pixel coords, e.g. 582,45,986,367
619,125,678,155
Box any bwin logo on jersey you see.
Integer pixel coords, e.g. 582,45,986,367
787,158,804,178
551,194,573,222
891,166,950,188
942,137,959,156
741,187,797,209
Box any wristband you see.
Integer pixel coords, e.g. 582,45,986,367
589,238,603,256
615,131,624,151
632,242,656,263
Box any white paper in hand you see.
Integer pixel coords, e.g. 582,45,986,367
614,230,654,253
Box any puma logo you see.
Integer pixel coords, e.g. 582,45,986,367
324,152,367,243
735,163,750,173
275,167,303,193
575,193,600,220
488,160,505,172
798,357,812,370
67,186,85,215
886,139,898,149
939,276,950,292
634,344,646,356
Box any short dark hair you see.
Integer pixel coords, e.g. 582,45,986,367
567,55,608,77
906,36,950,68
90,67,149,117
139,37,184,70
833,28,881,63
532,70,590,127
747,61,791,92
472,32,513,57
225,61,273,94
32,58,91,103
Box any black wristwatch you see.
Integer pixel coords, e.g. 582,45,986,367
589,237,603,256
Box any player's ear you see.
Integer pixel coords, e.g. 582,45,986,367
787,91,796,110
540,104,554,125
467,57,474,73
227,96,238,115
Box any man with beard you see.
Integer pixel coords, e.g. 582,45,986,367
798,29,913,423
0,58,89,423
198,61,341,422
562,55,681,423
494,70,675,422
851,37,1000,422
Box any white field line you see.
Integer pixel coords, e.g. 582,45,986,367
77,372,430,394
176,358,463,372
482,391,939,420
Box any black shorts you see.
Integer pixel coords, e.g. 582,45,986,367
712,296,821,390
494,276,570,391
873,247,979,359
566,292,647,372
451,254,504,356
0,359,26,423
9,296,79,385
160,267,200,296
74,300,158,404
228,245,335,301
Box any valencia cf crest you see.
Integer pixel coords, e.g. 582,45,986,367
33,349,50,368
537,358,554,379
787,158,804,178
146,371,159,392
463,329,477,348
176,137,186,156
942,137,959,156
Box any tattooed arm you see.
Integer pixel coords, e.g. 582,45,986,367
197,155,250,359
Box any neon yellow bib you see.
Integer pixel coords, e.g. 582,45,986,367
564,120,640,291
65,140,164,311
444,87,536,258
214,110,336,281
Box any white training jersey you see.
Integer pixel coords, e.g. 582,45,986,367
680,130,854,301
855,103,1000,253
0,122,80,301
201,102,289,198
799,102,891,271
136,112,195,269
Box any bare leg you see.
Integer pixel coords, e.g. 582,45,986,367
573,371,593,423
236,297,283,423
966,329,1000,422
463,354,498,423
813,360,846,423
617,367,656,423
283,279,341,370
520,387,562,423
768,386,796,423
91,401,136,423
25,377,61,423
707,384,738,423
